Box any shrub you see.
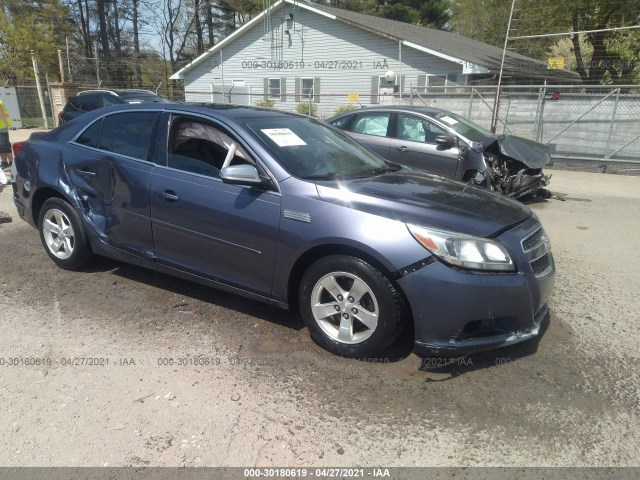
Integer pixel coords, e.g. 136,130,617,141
333,104,358,116
296,102,318,117
255,99,275,108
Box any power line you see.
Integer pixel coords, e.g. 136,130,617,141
510,24,640,40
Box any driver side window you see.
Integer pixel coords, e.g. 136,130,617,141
397,114,447,144
167,116,253,179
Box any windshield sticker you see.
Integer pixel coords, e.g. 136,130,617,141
439,115,459,125
261,128,307,147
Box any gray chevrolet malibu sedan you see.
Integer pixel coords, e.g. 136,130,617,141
12,104,555,359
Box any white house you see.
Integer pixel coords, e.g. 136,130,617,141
170,0,578,116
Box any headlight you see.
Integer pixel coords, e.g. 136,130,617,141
407,224,515,272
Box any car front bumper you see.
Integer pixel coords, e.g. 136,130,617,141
398,217,555,357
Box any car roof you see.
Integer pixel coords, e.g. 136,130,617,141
71,102,308,121
330,105,450,119
114,89,160,96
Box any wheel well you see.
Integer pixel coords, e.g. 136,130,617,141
31,187,66,225
287,244,397,311
462,169,478,182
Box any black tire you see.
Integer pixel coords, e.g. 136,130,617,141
299,255,405,358
38,197,92,270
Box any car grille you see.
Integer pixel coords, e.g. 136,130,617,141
530,253,552,276
522,228,545,252
521,226,553,277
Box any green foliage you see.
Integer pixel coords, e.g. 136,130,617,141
333,104,358,116
450,0,640,85
0,0,74,83
327,0,450,30
255,99,275,108
296,102,318,117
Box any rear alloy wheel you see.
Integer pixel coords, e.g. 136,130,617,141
38,198,92,270
299,255,404,358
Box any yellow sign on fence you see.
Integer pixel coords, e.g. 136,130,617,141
0,99,14,130
547,57,565,70
347,92,360,103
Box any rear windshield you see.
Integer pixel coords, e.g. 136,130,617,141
117,93,168,104
242,116,390,179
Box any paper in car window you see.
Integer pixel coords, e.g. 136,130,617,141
261,128,307,147
439,115,458,125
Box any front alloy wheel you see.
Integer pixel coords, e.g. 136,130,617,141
310,271,379,344
299,255,405,358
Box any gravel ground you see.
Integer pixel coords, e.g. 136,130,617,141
0,129,639,467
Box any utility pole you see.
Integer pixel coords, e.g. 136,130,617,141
65,37,73,83
31,50,49,129
94,40,101,86
490,0,516,133
57,49,65,83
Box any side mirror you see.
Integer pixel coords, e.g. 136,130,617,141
435,134,456,148
220,164,264,186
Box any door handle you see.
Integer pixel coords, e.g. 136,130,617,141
160,190,180,202
75,167,96,178
397,146,408,152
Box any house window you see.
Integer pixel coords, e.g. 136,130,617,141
268,78,281,100
295,78,319,102
301,78,314,98
427,75,446,92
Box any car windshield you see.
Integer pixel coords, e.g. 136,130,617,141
243,116,395,179
433,111,494,142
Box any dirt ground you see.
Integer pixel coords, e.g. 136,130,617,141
0,129,639,467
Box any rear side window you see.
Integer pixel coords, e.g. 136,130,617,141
98,112,159,161
82,95,102,111
76,119,102,147
68,97,84,111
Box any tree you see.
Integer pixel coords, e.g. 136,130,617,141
567,0,640,84
450,0,640,85
323,0,451,30
0,0,74,83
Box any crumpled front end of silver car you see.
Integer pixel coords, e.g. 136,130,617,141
483,135,553,200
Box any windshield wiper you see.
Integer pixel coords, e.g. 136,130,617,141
303,172,339,180
347,164,401,178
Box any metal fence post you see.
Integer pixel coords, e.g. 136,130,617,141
605,88,620,153
536,83,547,143
45,73,55,128
468,89,474,119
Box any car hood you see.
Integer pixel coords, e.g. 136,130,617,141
482,134,551,168
315,169,531,238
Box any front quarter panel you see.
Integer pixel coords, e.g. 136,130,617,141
271,178,430,303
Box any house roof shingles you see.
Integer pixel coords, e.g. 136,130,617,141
306,1,580,82
171,0,580,82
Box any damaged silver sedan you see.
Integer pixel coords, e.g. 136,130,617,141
328,106,551,200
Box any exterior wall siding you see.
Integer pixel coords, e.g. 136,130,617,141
183,6,465,117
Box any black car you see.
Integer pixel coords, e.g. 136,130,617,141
58,89,167,124
328,106,552,200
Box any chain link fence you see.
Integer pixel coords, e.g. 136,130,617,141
12,86,55,128
9,79,640,163
183,83,640,162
